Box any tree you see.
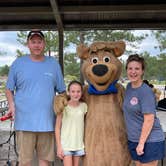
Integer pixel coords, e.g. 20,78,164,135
156,53,166,81
0,50,7,56
44,31,59,57
151,30,166,51
64,53,80,80
143,52,158,80
79,30,146,54
140,52,166,81
0,65,9,76
64,30,146,54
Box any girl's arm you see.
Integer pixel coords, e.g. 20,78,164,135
136,113,154,155
55,113,64,159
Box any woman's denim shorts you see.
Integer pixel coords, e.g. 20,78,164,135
128,140,165,163
63,149,85,156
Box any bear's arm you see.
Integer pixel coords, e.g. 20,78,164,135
82,85,89,103
116,83,125,109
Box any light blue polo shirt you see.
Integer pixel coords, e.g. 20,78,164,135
6,55,66,132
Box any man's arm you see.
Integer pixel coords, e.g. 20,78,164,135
5,89,15,118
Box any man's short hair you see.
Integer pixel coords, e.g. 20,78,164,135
27,30,45,40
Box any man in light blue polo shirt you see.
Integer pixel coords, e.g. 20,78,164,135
5,30,66,166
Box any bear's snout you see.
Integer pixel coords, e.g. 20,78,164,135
92,64,108,76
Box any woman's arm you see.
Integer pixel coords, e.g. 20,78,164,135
55,113,64,159
136,113,154,155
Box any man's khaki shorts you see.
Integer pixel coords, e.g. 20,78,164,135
16,131,55,165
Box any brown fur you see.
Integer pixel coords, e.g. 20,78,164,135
79,41,131,166
83,86,131,166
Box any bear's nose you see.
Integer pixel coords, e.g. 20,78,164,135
92,64,108,76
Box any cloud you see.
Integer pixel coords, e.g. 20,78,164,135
0,31,28,67
0,31,18,43
0,55,16,66
125,30,163,56
139,35,160,56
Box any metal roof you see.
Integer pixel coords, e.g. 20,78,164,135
0,0,166,31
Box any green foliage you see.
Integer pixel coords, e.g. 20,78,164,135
82,30,146,54
65,75,79,86
44,31,59,56
143,52,166,81
16,31,27,46
63,30,146,54
16,49,25,57
0,50,7,56
151,30,166,51
64,31,81,46
156,53,166,80
0,65,9,76
0,81,6,100
85,30,145,42
64,53,80,80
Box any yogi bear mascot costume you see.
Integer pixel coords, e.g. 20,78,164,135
55,41,131,166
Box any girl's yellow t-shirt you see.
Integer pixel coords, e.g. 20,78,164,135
61,102,87,151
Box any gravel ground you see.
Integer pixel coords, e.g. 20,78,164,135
0,130,18,166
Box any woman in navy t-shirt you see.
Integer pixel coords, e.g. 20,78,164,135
123,54,165,166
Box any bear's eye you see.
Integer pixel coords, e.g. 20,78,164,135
91,57,98,64
103,56,110,63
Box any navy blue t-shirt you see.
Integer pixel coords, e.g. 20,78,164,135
123,82,165,142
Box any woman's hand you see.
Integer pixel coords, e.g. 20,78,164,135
137,114,154,156
136,143,144,156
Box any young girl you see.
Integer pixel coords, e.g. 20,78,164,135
123,54,165,166
55,80,87,166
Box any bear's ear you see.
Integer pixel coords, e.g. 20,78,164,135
111,41,126,57
77,44,90,60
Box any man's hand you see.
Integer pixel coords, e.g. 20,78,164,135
7,102,15,120
0,113,12,121
5,89,15,120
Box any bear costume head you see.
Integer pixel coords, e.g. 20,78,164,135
77,41,125,92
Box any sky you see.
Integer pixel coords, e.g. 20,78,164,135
0,30,163,67
0,31,28,67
